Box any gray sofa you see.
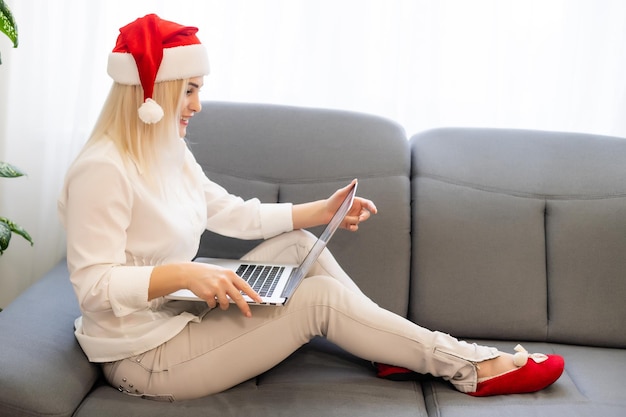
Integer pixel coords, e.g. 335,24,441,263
1,101,625,417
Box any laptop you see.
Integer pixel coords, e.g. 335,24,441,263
166,180,358,306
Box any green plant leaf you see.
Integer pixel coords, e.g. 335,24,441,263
10,222,32,245
0,0,18,48
0,217,33,248
0,221,10,254
0,161,24,178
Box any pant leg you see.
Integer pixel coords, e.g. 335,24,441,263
104,231,499,400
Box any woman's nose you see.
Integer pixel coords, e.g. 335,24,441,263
190,96,202,113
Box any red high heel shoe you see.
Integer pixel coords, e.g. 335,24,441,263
468,345,565,397
375,363,420,381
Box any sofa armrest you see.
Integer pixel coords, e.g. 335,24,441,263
0,260,100,417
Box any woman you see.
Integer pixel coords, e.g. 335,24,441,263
58,14,564,401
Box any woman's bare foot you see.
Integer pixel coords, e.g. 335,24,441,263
476,352,516,381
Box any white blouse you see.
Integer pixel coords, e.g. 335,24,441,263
58,137,293,362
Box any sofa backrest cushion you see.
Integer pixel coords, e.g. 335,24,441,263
187,101,411,315
410,127,626,348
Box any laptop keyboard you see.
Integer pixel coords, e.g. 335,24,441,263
236,264,285,297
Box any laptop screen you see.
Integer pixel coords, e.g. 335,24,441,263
281,181,357,296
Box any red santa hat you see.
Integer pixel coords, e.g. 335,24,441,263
107,14,210,123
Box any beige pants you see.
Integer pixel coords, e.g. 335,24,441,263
103,230,498,401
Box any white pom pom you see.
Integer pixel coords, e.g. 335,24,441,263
138,98,164,124
513,344,529,367
513,351,528,367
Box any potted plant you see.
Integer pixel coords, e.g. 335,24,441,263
0,0,31,255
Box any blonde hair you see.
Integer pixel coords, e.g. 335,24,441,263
84,78,187,177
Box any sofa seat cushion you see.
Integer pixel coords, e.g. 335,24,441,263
421,341,626,417
74,338,428,417
0,261,101,417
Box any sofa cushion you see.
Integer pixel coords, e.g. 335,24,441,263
410,128,626,348
74,338,428,417
0,261,101,417
421,341,626,417
187,101,412,316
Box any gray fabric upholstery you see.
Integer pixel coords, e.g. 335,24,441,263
0,262,100,417
0,106,624,417
423,341,625,417
410,128,626,348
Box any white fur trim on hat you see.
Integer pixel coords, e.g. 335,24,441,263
107,44,210,85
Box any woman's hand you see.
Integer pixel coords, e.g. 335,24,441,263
149,262,262,317
292,179,378,231
325,180,378,231
186,263,263,316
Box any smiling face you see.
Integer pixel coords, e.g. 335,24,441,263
179,76,204,138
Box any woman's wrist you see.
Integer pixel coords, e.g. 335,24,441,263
148,263,192,300
291,199,328,230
